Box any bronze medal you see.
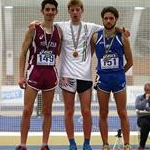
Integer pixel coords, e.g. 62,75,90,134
73,51,78,57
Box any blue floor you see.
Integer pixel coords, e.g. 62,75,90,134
0,115,138,132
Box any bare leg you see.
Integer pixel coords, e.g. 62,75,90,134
79,88,92,140
114,89,130,145
97,89,110,146
21,86,38,145
42,89,55,144
62,90,76,139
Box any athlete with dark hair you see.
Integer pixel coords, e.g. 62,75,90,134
15,0,62,149
91,6,133,150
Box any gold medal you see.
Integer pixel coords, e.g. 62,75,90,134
70,23,82,58
73,51,78,57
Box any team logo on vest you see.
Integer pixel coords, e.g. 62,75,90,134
40,41,56,48
49,42,56,48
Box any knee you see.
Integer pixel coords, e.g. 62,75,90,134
82,109,91,118
118,109,127,119
100,110,108,119
43,108,52,116
65,109,74,118
23,108,32,118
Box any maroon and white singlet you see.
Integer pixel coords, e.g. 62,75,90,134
26,24,61,91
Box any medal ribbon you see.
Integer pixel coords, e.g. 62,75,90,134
43,25,54,50
70,22,82,52
103,29,115,54
82,24,88,61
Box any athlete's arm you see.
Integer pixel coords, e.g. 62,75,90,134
18,29,34,89
91,23,104,33
91,32,98,56
122,33,133,72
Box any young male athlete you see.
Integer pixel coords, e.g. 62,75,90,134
91,6,133,150
15,0,62,150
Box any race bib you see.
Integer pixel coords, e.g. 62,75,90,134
37,51,55,66
101,57,119,69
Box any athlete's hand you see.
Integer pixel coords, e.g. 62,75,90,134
146,94,150,100
116,26,130,37
122,27,130,37
28,20,40,31
59,77,69,87
18,77,26,89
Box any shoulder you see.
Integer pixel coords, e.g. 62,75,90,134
116,31,122,36
95,29,103,37
115,32,123,42
93,32,98,38
25,28,35,39
54,25,63,37
55,21,69,27
54,24,61,31
91,32,99,44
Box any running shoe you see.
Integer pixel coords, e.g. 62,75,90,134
124,144,131,150
102,144,110,150
69,144,77,150
15,145,27,150
41,145,50,150
83,144,92,150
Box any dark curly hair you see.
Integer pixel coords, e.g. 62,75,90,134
41,0,58,10
101,6,119,19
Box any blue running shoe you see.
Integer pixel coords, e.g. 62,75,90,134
83,144,92,150
69,144,77,150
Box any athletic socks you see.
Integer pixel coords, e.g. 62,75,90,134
69,139,76,145
83,139,90,145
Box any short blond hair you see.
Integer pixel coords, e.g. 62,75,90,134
67,0,84,10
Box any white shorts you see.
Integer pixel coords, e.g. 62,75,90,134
59,77,77,93
59,77,93,93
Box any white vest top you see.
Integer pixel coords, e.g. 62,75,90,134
56,21,103,81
